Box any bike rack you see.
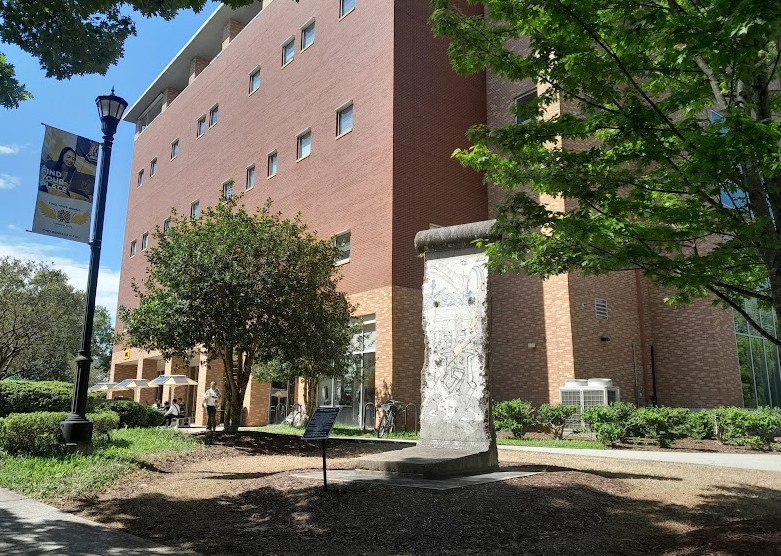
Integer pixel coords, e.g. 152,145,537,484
362,402,376,431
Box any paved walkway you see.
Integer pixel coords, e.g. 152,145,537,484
0,488,194,556
499,445,781,472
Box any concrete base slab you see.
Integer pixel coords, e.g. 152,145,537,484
354,446,498,477
291,469,540,490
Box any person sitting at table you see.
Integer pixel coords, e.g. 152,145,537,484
164,399,180,426
153,399,164,411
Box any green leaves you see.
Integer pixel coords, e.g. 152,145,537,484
433,0,781,342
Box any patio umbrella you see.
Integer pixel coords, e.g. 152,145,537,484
88,382,119,392
149,375,198,386
115,378,155,389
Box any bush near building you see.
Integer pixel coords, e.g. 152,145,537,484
0,380,99,417
0,411,120,456
94,400,164,429
493,399,535,437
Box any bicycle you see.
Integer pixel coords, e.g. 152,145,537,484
377,400,399,438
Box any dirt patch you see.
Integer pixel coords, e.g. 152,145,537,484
66,432,781,556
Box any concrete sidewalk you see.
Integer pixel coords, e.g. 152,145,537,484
500,445,781,472
0,488,194,556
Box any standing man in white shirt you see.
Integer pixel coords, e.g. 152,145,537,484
204,381,220,431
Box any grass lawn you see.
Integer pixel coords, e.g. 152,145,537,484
0,428,201,501
257,424,605,448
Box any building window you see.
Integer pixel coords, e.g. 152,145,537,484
337,103,353,136
209,105,219,127
196,116,206,137
246,165,256,189
171,139,179,159
297,130,311,160
190,200,200,219
301,20,315,50
137,169,144,187
267,151,277,177
282,38,295,66
150,158,157,176
514,89,538,125
249,68,261,94
141,232,149,251
163,218,171,233
340,0,355,18
595,298,608,320
222,181,233,200
130,240,137,257
335,231,351,264
134,94,163,135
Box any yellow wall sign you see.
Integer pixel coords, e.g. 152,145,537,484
123,349,131,360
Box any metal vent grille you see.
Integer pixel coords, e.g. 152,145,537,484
595,298,608,319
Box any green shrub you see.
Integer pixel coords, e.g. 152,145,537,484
536,404,578,440
493,399,534,437
0,411,123,456
89,411,121,436
714,407,781,448
687,410,716,440
94,400,162,428
631,406,690,448
582,405,626,446
0,380,103,417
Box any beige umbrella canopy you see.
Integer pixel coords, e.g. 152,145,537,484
115,378,155,389
88,382,119,392
150,375,198,386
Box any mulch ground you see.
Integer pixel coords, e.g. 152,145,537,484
64,432,781,556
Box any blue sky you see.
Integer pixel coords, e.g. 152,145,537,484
0,3,221,320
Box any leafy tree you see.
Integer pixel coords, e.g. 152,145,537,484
119,199,353,433
90,306,115,384
431,0,781,343
0,0,255,108
0,258,82,380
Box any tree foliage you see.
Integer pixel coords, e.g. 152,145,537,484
431,0,781,343
0,0,255,108
119,199,353,433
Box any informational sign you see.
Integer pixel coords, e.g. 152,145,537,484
302,407,341,440
32,125,99,243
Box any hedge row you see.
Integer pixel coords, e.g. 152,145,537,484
493,400,781,449
0,411,120,456
0,380,101,417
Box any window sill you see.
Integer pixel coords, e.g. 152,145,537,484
282,60,294,69
267,174,276,180
336,128,353,140
296,154,310,163
335,258,350,266
339,8,355,20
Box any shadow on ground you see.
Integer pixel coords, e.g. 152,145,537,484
72,463,781,556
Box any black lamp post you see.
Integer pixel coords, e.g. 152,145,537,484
60,89,128,450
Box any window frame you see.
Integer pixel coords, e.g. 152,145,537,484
514,89,538,125
141,232,149,251
190,200,200,220
150,158,157,176
336,101,354,137
246,165,256,189
209,104,219,127
130,240,137,257
222,180,234,200
340,0,355,18
281,36,295,67
267,151,278,178
297,129,312,161
196,116,206,137
137,169,144,188
301,19,316,51
171,139,179,159
334,230,351,265
163,218,171,234
249,67,261,94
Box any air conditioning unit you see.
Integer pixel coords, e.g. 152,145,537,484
559,378,620,428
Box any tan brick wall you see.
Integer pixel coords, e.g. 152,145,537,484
196,354,225,427
349,287,394,404
222,19,245,50
189,56,210,84
137,358,160,405
391,286,423,409
244,377,270,427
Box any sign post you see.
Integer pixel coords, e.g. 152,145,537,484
302,407,341,492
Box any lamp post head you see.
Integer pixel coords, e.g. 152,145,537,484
95,88,128,138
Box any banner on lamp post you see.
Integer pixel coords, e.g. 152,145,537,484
31,125,100,244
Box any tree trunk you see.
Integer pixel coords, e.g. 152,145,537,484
302,376,318,426
221,346,253,433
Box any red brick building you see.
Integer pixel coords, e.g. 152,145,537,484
110,0,742,427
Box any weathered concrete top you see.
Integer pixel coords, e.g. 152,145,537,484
414,220,498,254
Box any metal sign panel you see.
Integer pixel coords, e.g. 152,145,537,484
302,407,340,440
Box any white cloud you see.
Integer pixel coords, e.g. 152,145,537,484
7,224,21,232
0,144,22,155
0,235,121,321
0,174,21,190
